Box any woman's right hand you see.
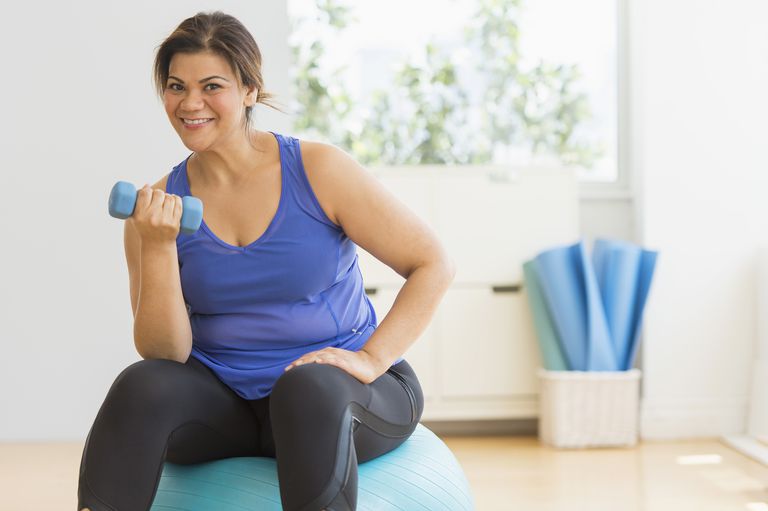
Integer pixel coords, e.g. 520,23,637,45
126,184,183,246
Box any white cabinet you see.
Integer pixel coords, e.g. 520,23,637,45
358,166,578,421
439,288,539,399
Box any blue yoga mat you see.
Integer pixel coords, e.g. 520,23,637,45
592,239,658,370
522,261,569,370
525,239,658,372
592,239,641,371
532,241,617,371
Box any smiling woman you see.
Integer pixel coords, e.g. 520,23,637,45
77,9,457,511
152,15,283,139
158,51,282,160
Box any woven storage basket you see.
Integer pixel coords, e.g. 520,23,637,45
538,368,641,448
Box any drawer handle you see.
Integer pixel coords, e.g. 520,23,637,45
367,285,521,294
492,284,522,293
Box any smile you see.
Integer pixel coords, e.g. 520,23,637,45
182,118,213,125
181,118,214,129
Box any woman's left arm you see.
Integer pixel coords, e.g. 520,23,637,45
284,142,456,383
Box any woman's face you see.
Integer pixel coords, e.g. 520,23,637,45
163,51,255,151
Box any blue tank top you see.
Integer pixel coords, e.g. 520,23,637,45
166,131,403,399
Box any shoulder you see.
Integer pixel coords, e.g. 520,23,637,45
297,138,348,167
152,174,170,191
296,137,447,279
150,156,189,192
297,138,371,185
297,139,371,227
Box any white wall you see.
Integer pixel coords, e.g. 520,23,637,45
631,0,768,438
0,1,291,441
580,197,634,245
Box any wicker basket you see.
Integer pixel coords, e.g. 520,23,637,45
538,368,641,448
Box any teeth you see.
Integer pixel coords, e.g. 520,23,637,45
183,118,212,125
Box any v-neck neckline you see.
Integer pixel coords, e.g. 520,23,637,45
181,131,285,252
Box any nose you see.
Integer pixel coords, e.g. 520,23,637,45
179,90,205,111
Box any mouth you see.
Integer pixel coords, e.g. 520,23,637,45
180,117,214,128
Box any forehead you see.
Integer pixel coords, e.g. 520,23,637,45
168,51,235,79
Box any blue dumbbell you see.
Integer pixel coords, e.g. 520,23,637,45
108,181,204,235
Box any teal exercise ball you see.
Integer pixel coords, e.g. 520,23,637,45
151,423,475,510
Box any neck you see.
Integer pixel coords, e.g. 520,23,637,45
191,130,272,187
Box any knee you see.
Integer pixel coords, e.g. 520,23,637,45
103,358,187,417
270,363,355,416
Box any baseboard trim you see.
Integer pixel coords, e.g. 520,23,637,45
641,396,749,439
722,435,768,466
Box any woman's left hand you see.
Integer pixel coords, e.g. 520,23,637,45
284,347,382,384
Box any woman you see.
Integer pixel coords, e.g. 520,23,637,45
78,10,455,511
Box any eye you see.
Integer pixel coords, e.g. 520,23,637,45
166,83,221,92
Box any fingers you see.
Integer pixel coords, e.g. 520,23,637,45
130,184,183,242
135,183,153,212
162,192,181,220
173,194,183,219
135,186,179,220
285,348,346,371
135,185,164,213
285,350,319,371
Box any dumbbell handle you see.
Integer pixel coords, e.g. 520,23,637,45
108,181,204,235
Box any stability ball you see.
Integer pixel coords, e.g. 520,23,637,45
151,423,475,510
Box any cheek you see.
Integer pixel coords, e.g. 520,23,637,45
163,96,178,116
209,95,243,117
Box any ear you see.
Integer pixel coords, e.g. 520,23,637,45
245,86,259,107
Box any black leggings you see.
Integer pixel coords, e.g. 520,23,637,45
77,355,424,511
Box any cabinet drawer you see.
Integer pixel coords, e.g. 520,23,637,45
438,287,541,398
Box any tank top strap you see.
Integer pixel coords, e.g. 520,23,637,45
165,156,191,196
270,131,341,231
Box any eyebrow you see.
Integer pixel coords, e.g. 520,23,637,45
167,75,230,84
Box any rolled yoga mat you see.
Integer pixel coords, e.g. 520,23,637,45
532,241,617,371
523,260,569,370
624,246,658,370
592,239,658,370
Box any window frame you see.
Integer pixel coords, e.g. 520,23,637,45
579,0,630,200
287,0,630,199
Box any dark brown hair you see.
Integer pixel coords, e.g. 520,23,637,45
152,11,284,136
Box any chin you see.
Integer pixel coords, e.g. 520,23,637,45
178,138,207,152
178,130,212,146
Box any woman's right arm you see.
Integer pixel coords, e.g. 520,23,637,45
124,178,193,363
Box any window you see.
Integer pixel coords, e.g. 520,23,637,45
288,0,620,183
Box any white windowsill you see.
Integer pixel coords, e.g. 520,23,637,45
369,164,633,202
579,184,634,201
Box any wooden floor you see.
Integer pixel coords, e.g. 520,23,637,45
2,435,768,510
